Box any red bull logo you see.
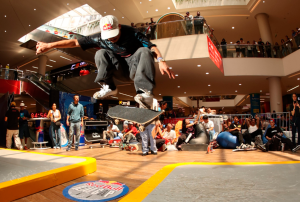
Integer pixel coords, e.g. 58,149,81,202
103,24,112,31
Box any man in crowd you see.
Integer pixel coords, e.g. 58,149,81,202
258,38,265,57
36,15,175,109
220,38,227,58
184,12,193,35
103,121,120,141
193,11,205,34
123,122,138,144
290,93,300,145
5,102,22,150
243,117,262,145
162,123,176,144
218,109,223,114
150,18,156,40
202,115,215,141
258,119,300,152
19,102,30,150
229,116,244,148
66,95,84,151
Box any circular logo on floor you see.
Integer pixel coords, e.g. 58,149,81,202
63,180,129,201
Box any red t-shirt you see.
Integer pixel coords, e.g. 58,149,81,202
125,127,138,136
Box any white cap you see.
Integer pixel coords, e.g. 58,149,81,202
100,15,119,40
20,103,25,107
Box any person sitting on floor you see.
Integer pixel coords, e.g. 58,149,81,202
229,116,244,148
202,115,215,141
103,121,120,140
176,119,196,150
258,119,299,152
243,117,263,146
162,123,177,145
206,108,216,115
122,122,138,144
177,108,185,118
167,109,175,119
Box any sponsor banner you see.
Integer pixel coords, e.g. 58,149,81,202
250,93,260,116
63,180,129,201
207,35,224,74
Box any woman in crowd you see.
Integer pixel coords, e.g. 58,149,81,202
265,41,272,58
281,39,287,56
47,103,61,149
176,119,196,150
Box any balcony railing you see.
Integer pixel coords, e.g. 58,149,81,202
0,68,24,80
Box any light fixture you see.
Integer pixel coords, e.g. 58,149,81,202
119,92,133,97
184,92,186,94
155,9,158,11
31,104,36,105
197,65,201,67
208,84,211,86
232,27,235,29
239,84,242,85
169,67,172,69
287,85,300,92
168,7,170,9
209,91,212,93
46,65,53,67
67,3,69,5
4,15,6,17
113,9,115,11
122,17,124,18
297,78,300,80
175,74,178,76
230,42,232,44
263,1,265,3
235,90,238,92
178,86,180,88
206,72,209,74
149,0,152,1
29,25,31,26
147,11,148,13
104,12,106,14
34,9,36,11
32,66,38,69
260,90,262,92
60,56,72,61
4,30,6,32
140,2,142,4
49,59,56,62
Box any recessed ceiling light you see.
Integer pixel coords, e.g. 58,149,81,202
4,15,6,17
4,30,6,32
140,2,142,3
113,9,115,11
184,92,186,94
297,78,300,80
159,94,161,95
122,17,124,18
175,74,178,76
147,11,148,13
232,27,235,29
34,9,36,11
49,59,56,62
32,66,38,69
197,65,201,67
67,3,69,5
263,1,265,3
104,12,106,14
155,9,158,11
46,65,53,67
206,72,209,74
239,84,242,85
169,67,172,69
168,7,170,9
29,25,31,26
178,86,180,88
260,90,262,92
149,0,152,1
208,84,211,86
230,42,232,44
235,90,238,92
209,91,212,93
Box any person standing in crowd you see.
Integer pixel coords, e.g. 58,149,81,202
292,30,299,48
47,103,61,149
252,40,258,57
184,12,193,35
240,38,246,57
273,42,280,58
265,41,272,57
130,22,136,28
229,116,244,148
150,18,156,40
5,64,9,80
193,11,205,34
246,41,252,57
145,22,151,40
290,93,300,145
221,38,227,58
19,102,30,150
66,95,84,151
258,38,265,57
14,66,19,80
235,41,241,57
285,35,293,54
281,39,287,57
5,102,22,150
103,121,120,141
0,63,2,77
141,101,168,156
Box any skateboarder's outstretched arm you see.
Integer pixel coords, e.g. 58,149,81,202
36,39,80,55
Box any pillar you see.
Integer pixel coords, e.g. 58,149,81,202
269,77,283,112
255,13,273,44
38,55,48,76
36,55,48,112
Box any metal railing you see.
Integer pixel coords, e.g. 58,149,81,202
0,68,23,80
217,43,298,58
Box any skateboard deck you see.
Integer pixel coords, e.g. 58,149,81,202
232,148,257,152
107,105,163,125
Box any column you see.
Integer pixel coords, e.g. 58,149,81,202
255,13,273,44
268,77,283,112
38,55,48,76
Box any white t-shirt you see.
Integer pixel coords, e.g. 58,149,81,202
203,120,214,131
163,130,176,141
107,125,119,132
248,125,258,133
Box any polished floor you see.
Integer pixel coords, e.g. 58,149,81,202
11,145,300,202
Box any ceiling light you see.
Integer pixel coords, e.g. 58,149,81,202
178,86,180,88
235,90,238,92
67,3,69,5
31,104,36,105
29,25,31,26
209,91,212,93
260,90,262,92
184,92,186,94
230,42,232,44
122,17,124,18
297,78,300,80
175,74,178,76
206,72,209,74
4,15,6,17
46,65,53,67
155,9,158,11
208,84,211,86
32,66,38,69
169,67,172,69
149,0,152,1
113,9,115,11
159,94,161,95
263,1,265,3
197,65,201,67
168,7,170,9
239,84,242,85
232,27,235,29
49,59,56,62
119,92,133,97
34,9,36,11
287,85,299,92
147,11,148,13
4,30,6,32
104,12,106,14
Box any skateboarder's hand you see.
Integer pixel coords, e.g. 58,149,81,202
66,120,69,126
159,62,175,79
36,42,51,55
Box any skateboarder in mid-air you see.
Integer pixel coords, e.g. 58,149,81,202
36,15,175,108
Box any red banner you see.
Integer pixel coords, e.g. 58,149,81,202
207,36,224,74
0,79,21,94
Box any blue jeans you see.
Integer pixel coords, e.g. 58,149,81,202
208,130,215,141
50,122,61,147
141,124,157,153
68,122,81,148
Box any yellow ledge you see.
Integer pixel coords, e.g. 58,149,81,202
0,148,97,202
119,161,300,202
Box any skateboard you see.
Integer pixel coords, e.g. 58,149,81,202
107,106,164,131
232,148,257,152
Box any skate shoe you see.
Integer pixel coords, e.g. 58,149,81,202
292,145,300,153
134,89,153,109
93,84,118,99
